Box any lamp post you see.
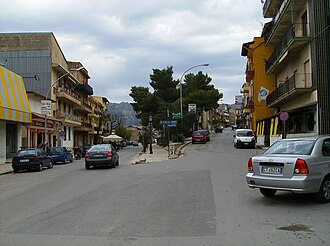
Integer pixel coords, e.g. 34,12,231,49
179,63,209,127
43,66,84,146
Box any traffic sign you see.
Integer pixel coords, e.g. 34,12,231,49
280,111,289,122
172,112,181,119
59,129,65,137
41,100,51,116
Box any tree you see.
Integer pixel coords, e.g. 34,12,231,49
130,66,223,140
115,125,132,141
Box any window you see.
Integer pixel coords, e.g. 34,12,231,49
322,139,330,156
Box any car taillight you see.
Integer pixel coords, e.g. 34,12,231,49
12,157,16,164
85,152,89,158
107,151,113,157
248,157,253,172
34,156,39,161
294,158,309,174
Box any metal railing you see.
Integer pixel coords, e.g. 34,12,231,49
267,73,314,105
266,23,310,71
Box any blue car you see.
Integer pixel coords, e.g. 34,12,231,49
48,146,73,164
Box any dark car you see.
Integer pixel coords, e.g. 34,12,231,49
198,129,210,142
12,148,53,173
215,126,223,133
47,146,73,164
85,144,119,170
192,131,207,144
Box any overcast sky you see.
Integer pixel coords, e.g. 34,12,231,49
1,0,267,104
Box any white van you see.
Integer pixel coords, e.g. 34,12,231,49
233,129,255,148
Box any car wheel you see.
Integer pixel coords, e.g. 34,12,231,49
13,168,19,173
260,188,277,197
48,161,53,169
37,163,43,172
315,176,330,203
85,163,91,170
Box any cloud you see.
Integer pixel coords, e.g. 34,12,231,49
0,0,265,104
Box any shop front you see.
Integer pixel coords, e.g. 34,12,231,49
0,66,32,163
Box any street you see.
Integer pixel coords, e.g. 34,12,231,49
0,129,329,246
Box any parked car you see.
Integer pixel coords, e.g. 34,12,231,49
215,126,223,133
132,141,139,146
12,148,53,173
192,130,207,144
199,129,210,142
233,129,255,148
85,144,119,170
246,136,330,203
47,146,73,164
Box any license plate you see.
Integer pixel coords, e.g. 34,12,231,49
261,166,283,174
244,142,249,145
93,155,103,157
20,159,29,162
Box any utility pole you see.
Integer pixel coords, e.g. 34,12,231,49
149,115,153,154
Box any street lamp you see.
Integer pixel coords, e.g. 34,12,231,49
43,66,84,146
179,63,209,126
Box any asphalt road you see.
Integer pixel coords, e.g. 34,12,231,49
0,130,329,246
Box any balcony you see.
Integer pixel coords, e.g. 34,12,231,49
265,0,307,46
246,70,255,82
75,83,93,95
263,0,281,18
266,24,310,74
267,73,314,107
75,121,93,132
56,111,81,127
56,87,81,106
74,101,93,114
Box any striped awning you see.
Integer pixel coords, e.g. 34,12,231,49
0,66,32,123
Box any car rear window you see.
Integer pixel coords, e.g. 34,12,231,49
193,132,203,136
90,145,111,151
50,147,62,153
18,150,36,156
264,140,315,155
236,131,253,137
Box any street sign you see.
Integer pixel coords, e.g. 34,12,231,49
41,100,51,116
160,120,177,127
172,112,181,119
280,111,289,122
188,104,196,112
59,129,65,137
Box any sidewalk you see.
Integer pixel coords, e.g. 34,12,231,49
131,141,190,165
0,160,13,175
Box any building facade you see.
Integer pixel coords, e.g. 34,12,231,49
0,33,97,150
0,66,32,163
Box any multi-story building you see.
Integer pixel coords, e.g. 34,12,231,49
0,33,95,150
264,0,317,139
241,37,276,146
248,0,324,145
92,96,110,143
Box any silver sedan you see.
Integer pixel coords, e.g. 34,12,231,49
246,135,330,203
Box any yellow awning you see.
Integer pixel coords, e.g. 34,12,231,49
0,66,32,123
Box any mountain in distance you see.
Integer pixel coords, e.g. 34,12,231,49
107,102,141,127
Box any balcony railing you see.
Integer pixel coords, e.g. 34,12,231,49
266,23,310,72
57,87,81,100
267,73,314,107
56,111,81,122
